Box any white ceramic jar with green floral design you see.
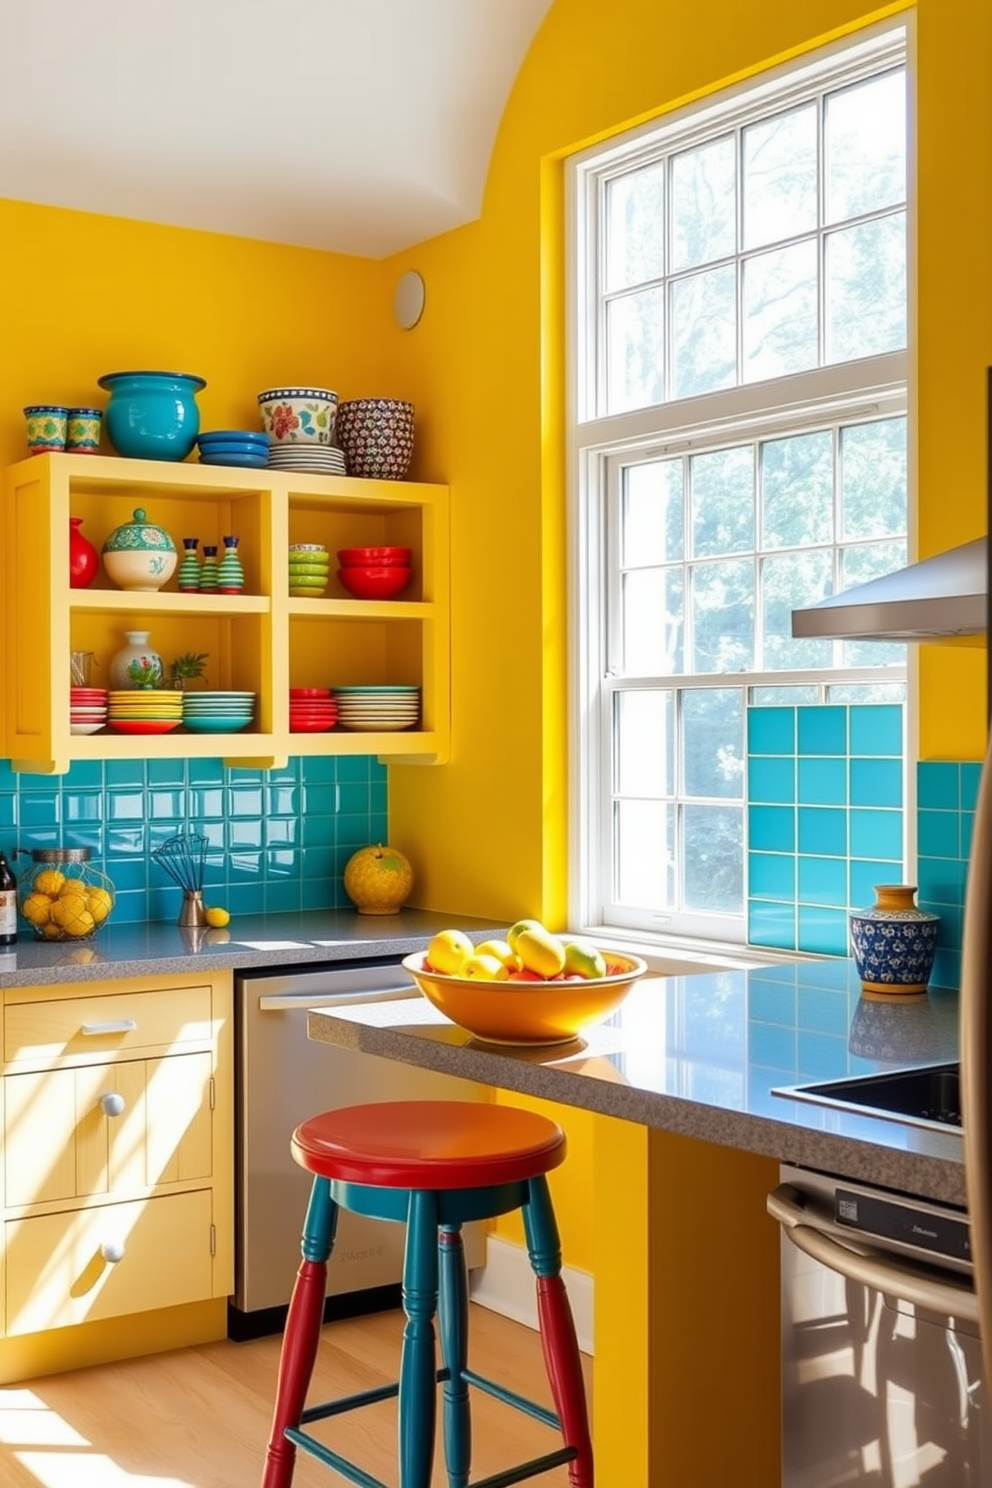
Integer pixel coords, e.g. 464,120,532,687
101,507,177,591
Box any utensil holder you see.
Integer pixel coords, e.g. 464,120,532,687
178,890,207,927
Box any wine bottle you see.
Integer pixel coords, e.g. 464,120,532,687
0,851,17,945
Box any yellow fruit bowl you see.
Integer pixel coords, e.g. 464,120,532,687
401,949,648,1046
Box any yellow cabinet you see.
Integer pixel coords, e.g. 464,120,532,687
4,452,450,774
0,973,233,1351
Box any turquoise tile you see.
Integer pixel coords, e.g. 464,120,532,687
749,1020,797,1068
931,947,961,990
302,846,336,878
189,758,225,786
747,707,795,755
301,755,338,783
149,789,187,821
338,782,370,815
266,848,297,877
229,786,264,817
147,759,185,786
0,796,17,831
105,759,146,787
849,705,903,756
112,888,148,923
266,784,300,816
917,856,967,907
302,815,337,849
336,756,371,783
190,787,225,818
748,806,795,852
305,784,338,816
228,882,265,914
267,759,300,784
797,807,846,856
108,791,146,822
962,763,982,811
20,793,60,828
749,757,796,804
20,827,59,850
64,791,103,822
107,825,145,856
371,783,388,818
17,770,60,791
747,899,796,950
917,761,960,810
229,850,263,880
302,876,336,910
917,809,959,859
107,858,147,890
849,808,902,861
850,758,902,808
748,852,795,900
228,819,263,850
797,904,849,956
337,814,372,850
265,818,298,846
0,760,17,789
147,883,181,921
797,855,847,906
798,985,849,1035
797,757,846,806
962,811,975,858
797,706,847,756
199,821,224,851
266,880,302,913
230,767,265,784
934,903,962,949
850,858,899,908
65,760,104,789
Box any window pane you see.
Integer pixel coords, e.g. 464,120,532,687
750,685,820,704
840,538,908,668
690,558,754,672
621,567,685,674
671,265,737,398
825,213,906,362
616,690,675,797
840,418,906,539
825,70,906,224
606,287,665,413
605,162,666,292
761,430,834,549
670,135,736,271
827,681,906,703
682,687,744,799
623,460,684,565
743,104,818,250
690,445,754,557
742,240,819,382
682,804,744,914
615,799,675,909
760,549,834,669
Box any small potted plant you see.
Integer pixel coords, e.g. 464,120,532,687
169,652,209,691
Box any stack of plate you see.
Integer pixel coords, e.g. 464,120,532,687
182,691,256,733
107,689,184,735
71,687,108,735
290,688,339,733
268,444,347,477
289,543,329,597
331,685,420,732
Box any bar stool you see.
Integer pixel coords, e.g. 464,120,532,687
261,1099,593,1488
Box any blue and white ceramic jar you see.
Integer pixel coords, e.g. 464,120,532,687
849,885,940,995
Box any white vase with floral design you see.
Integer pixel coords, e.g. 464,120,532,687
109,631,164,690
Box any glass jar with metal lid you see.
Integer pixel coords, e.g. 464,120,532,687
15,847,116,940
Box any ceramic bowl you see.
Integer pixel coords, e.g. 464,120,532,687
335,398,415,480
338,546,412,567
98,370,206,461
401,949,648,1046
338,564,412,600
24,404,69,453
258,387,338,446
102,507,178,592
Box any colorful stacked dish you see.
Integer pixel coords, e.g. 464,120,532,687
258,387,338,446
197,430,269,469
331,685,420,732
107,689,183,735
290,688,339,733
289,543,329,596
71,687,108,735
182,691,256,733
268,443,346,477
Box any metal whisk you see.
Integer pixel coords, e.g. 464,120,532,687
152,830,209,927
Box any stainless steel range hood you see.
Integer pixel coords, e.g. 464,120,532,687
791,537,987,641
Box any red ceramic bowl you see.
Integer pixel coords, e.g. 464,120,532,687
289,688,330,698
337,565,413,600
337,546,411,567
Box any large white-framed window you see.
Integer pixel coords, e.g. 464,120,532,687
567,22,909,946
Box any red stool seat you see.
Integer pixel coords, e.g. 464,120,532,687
292,1100,567,1189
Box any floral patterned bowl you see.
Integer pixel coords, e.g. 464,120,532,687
335,398,415,480
258,387,338,446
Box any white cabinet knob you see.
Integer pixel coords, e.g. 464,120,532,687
101,1092,126,1117
100,1240,125,1264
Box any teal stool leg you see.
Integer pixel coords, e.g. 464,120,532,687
523,1176,594,1488
438,1224,471,1488
398,1189,440,1488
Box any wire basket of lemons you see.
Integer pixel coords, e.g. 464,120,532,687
16,847,116,940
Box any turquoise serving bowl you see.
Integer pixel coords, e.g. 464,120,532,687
98,370,206,461
183,715,253,733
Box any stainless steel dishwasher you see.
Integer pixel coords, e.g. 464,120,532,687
231,958,485,1340
769,1165,990,1486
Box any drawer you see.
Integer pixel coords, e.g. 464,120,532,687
4,1051,213,1208
4,985,213,1065
5,1188,214,1336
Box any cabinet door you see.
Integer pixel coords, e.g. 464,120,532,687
5,1189,214,1335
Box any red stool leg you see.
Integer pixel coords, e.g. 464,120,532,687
523,1176,594,1488
262,1177,338,1488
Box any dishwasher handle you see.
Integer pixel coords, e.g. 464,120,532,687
768,1183,979,1324
259,982,419,1011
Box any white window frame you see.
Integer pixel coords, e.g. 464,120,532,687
565,21,911,949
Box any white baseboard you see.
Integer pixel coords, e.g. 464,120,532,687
468,1235,594,1356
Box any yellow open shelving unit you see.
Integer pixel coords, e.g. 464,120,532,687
5,453,450,774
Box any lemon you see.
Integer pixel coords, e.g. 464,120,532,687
204,906,230,928
51,894,89,929
34,868,65,897
63,909,95,938
41,922,62,939
86,887,113,923
22,892,52,925
60,877,88,899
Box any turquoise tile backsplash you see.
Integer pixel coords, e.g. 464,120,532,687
747,704,905,956
0,755,388,924
916,759,980,991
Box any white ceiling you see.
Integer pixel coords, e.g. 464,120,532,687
0,0,552,259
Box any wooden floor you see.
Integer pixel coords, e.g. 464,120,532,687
0,1305,593,1488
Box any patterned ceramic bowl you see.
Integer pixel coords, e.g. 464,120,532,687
335,398,415,480
102,508,178,592
24,404,68,453
258,387,338,446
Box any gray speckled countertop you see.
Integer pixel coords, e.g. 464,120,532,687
0,909,504,988
307,958,967,1207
